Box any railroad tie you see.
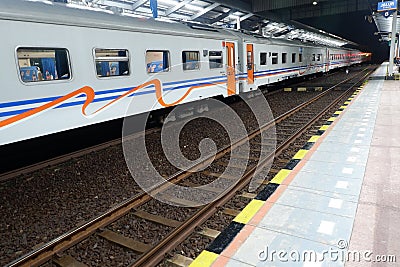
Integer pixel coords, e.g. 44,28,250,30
198,228,221,239
133,210,182,228
98,230,152,253
53,255,88,267
167,254,194,267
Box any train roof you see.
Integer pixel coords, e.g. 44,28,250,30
228,30,354,50
0,0,236,40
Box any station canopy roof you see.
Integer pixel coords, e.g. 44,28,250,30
373,11,400,42
49,0,357,47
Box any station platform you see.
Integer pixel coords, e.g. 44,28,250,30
190,63,399,267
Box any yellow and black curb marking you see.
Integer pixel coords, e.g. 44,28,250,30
189,82,368,267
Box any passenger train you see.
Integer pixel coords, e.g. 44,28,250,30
0,0,371,146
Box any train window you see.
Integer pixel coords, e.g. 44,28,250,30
95,49,130,78
247,51,253,70
282,53,287,64
299,54,303,63
182,51,200,71
271,53,278,65
209,51,223,69
146,50,170,73
292,53,296,63
312,54,316,61
317,54,321,61
260,53,267,66
17,47,71,83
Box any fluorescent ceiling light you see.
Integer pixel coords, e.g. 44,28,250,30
158,0,178,6
184,3,203,12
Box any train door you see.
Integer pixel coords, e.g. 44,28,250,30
326,49,330,72
225,42,236,96
246,44,254,84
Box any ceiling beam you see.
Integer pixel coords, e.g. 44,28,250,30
131,0,148,10
256,0,382,21
213,0,252,13
240,13,254,22
164,0,193,16
189,2,220,20
97,0,148,11
209,9,237,24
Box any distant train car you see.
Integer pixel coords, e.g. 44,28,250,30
0,0,367,146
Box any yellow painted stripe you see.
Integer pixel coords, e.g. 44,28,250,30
340,106,347,109
344,101,351,105
293,149,309,160
334,111,342,115
328,117,336,122
189,251,219,267
233,199,265,224
319,125,329,131
308,135,321,143
270,169,291,184
348,97,354,100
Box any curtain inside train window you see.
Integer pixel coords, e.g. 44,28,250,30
17,48,71,83
209,51,223,69
146,51,170,73
271,53,278,65
94,49,130,78
182,51,200,71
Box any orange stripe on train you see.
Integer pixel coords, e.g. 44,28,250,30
0,79,226,129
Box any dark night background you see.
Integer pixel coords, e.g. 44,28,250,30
299,11,390,63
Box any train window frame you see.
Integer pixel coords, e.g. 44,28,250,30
282,53,287,64
93,48,130,79
292,53,296,63
299,54,303,63
146,50,171,74
271,53,278,65
209,51,223,69
182,51,200,71
16,46,72,85
260,52,267,66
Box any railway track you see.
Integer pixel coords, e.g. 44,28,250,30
0,67,358,183
4,66,375,267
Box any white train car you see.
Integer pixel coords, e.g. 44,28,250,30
0,0,367,146
328,47,352,70
0,0,244,146
231,32,329,92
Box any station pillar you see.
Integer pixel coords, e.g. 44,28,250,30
388,10,398,76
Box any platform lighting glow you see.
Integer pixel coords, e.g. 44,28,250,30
228,14,239,20
158,0,178,6
313,1,318,5
28,0,53,4
184,3,203,12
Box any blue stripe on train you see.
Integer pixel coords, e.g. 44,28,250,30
0,79,228,118
0,75,228,109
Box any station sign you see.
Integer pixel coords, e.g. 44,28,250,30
377,0,397,12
